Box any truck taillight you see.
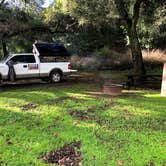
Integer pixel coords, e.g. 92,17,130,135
68,63,72,69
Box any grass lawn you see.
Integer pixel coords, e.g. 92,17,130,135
0,75,166,165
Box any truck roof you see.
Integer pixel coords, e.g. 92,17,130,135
10,53,34,56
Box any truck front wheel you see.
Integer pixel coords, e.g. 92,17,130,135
50,70,62,83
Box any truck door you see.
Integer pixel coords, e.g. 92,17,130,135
8,55,39,78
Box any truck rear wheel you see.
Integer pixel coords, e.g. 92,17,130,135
50,70,62,83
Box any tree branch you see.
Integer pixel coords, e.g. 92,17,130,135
133,0,144,26
2,26,74,39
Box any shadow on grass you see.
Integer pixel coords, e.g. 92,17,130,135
1,83,166,133
0,86,166,165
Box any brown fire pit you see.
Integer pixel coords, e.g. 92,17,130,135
103,83,123,95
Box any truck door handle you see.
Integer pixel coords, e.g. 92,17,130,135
23,65,27,68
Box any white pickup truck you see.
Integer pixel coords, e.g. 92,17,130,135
0,53,76,83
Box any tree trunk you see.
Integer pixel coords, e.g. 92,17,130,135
128,24,146,76
1,40,8,57
114,0,146,77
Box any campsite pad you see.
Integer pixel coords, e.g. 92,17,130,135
41,141,82,166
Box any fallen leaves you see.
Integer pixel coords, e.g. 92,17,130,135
146,160,155,166
70,110,95,121
10,119,17,123
6,138,12,145
21,103,37,111
73,121,80,126
53,133,58,138
122,109,133,117
118,160,124,165
48,97,81,105
161,142,166,147
41,141,82,165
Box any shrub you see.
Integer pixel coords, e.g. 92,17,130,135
70,48,166,71
70,54,100,70
143,49,166,64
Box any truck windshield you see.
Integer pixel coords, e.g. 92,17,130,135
0,55,12,63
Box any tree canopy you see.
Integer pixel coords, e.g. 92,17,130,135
0,0,165,74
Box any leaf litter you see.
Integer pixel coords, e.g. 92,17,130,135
41,141,82,166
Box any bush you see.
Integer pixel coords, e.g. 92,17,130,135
143,49,166,64
70,54,100,70
70,48,166,71
71,47,132,70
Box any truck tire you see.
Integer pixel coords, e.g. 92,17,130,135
50,70,62,83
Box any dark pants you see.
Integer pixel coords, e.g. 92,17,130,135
8,66,15,82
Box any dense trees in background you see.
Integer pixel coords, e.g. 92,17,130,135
0,0,77,56
0,0,165,74
43,0,126,52
0,0,43,56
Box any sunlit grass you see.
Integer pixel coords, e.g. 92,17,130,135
0,82,165,165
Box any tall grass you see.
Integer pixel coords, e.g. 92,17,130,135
143,49,166,64
71,47,166,71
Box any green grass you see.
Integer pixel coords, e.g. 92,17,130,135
0,82,166,166
98,70,127,79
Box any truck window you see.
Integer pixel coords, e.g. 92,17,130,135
9,55,36,64
10,55,25,63
24,55,36,63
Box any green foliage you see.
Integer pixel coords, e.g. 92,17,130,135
42,0,126,53
0,1,46,57
97,46,113,58
0,0,165,58
113,0,166,50
137,1,166,49
0,1,42,40
42,0,165,54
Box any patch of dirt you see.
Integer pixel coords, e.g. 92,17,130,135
70,110,95,121
6,138,12,145
48,97,81,105
118,160,124,166
98,103,113,110
10,119,17,123
122,110,133,117
41,141,82,166
0,158,8,166
73,121,81,126
21,103,37,111
146,161,155,166
161,142,166,147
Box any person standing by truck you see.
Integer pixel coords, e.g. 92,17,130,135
7,59,15,82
